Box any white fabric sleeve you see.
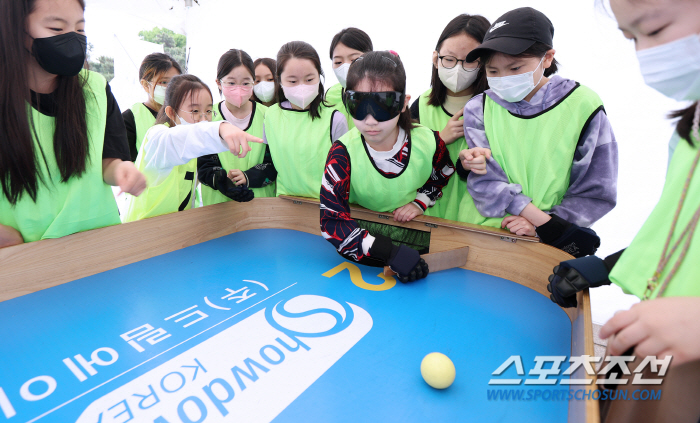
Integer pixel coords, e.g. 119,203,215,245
331,112,349,142
362,233,376,255
139,122,228,186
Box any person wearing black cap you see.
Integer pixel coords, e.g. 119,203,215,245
456,7,619,258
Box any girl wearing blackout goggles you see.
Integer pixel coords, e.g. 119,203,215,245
320,51,455,282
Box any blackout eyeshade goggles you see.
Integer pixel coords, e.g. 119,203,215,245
343,90,406,122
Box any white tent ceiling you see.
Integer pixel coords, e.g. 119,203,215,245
85,0,189,35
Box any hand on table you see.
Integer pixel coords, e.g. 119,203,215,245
600,297,700,366
393,202,423,223
502,215,536,236
387,244,429,283
0,224,23,248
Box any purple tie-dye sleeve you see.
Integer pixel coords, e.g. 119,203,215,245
463,94,533,218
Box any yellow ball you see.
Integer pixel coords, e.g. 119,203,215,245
421,352,456,389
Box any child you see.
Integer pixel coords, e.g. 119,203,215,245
253,57,277,107
198,49,274,206
548,1,700,420
122,53,182,161
326,28,373,130
320,51,454,282
240,41,348,199
123,74,261,222
410,14,491,221
460,7,618,258
0,0,145,248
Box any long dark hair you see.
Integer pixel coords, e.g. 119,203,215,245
346,51,415,135
329,27,373,59
0,0,91,205
139,52,182,85
670,104,698,146
429,14,490,107
253,57,278,104
276,41,329,120
156,74,213,127
216,49,255,95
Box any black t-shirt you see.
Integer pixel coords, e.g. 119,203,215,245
122,104,159,161
29,83,130,162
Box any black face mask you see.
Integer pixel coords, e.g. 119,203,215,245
31,32,87,77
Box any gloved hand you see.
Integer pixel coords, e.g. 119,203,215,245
214,168,254,202
536,214,600,258
547,255,612,308
387,244,429,283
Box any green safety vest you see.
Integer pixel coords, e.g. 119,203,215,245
130,102,157,154
610,135,700,298
199,101,274,206
341,125,436,212
0,70,120,242
417,88,469,221
326,83,355,131
123,123,197,222
458,84,604,227
265,103,337,199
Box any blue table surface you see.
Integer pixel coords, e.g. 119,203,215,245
0,229,571,423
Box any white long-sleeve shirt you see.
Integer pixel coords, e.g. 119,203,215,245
138,122,229,186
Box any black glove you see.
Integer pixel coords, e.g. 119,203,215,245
368,236,429,282
547,255,612,308
213,168,254,202
388,245,429,282
536,214,600,258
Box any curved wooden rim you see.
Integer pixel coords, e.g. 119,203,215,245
0,197,598,423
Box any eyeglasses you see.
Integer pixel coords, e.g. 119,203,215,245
343,90,405,122
179,109,217,121
438,55,479,71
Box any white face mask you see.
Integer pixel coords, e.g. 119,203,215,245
438,64,479,93
333,63,351,89
487,56,545,103
254,81,276,102
637,33,700,101
282,82,319,109
153,85,166,105
176,114,191,126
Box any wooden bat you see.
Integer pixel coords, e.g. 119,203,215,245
383,247,469,277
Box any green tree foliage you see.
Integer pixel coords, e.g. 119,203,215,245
138,27,187,70
87,42,114,82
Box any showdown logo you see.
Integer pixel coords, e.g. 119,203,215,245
76,295,373,422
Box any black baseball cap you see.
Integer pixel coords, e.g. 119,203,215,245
466,7,554,63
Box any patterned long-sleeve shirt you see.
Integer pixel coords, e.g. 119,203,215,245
320,128,454,262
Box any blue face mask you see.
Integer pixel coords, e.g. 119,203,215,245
637,33,700,101
487,56,545,103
